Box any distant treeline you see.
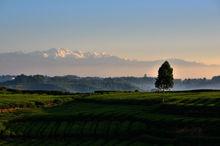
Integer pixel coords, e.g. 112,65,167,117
1,75,220,92
0,86,72,95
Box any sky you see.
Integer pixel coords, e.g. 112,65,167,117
0,0,220,64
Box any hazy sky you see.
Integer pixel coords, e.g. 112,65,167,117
0,0,220,64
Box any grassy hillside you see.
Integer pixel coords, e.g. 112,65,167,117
1,90,220,145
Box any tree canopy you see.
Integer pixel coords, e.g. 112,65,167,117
155,61,174,91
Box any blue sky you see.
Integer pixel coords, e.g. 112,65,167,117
0,0,220,64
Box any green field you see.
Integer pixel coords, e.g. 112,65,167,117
1,90,220,146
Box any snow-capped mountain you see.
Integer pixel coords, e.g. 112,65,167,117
30,48,114,59
0,48,219,78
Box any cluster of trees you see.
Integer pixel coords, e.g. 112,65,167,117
1,75,155,93
0,75,15,83
1,61,220,92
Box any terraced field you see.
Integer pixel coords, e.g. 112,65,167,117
1,91,220,145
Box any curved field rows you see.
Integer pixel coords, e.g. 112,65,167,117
1,91,220,145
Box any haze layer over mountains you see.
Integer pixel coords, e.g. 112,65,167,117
0,48,219,78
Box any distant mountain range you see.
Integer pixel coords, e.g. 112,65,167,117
0,48,219,78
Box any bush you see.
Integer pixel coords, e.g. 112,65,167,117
34,101,45,107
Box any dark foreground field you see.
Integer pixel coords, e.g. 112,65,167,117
1,90,220,146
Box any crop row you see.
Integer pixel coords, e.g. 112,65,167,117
0,138,161,146
4,120,147,137
3,116,220,138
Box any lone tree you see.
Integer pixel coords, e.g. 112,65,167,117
155,61,174,92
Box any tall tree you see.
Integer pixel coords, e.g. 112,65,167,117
155,61,174,92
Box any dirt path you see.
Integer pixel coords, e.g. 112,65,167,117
0,107,21,113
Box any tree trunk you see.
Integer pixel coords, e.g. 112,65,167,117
162,89,165,103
